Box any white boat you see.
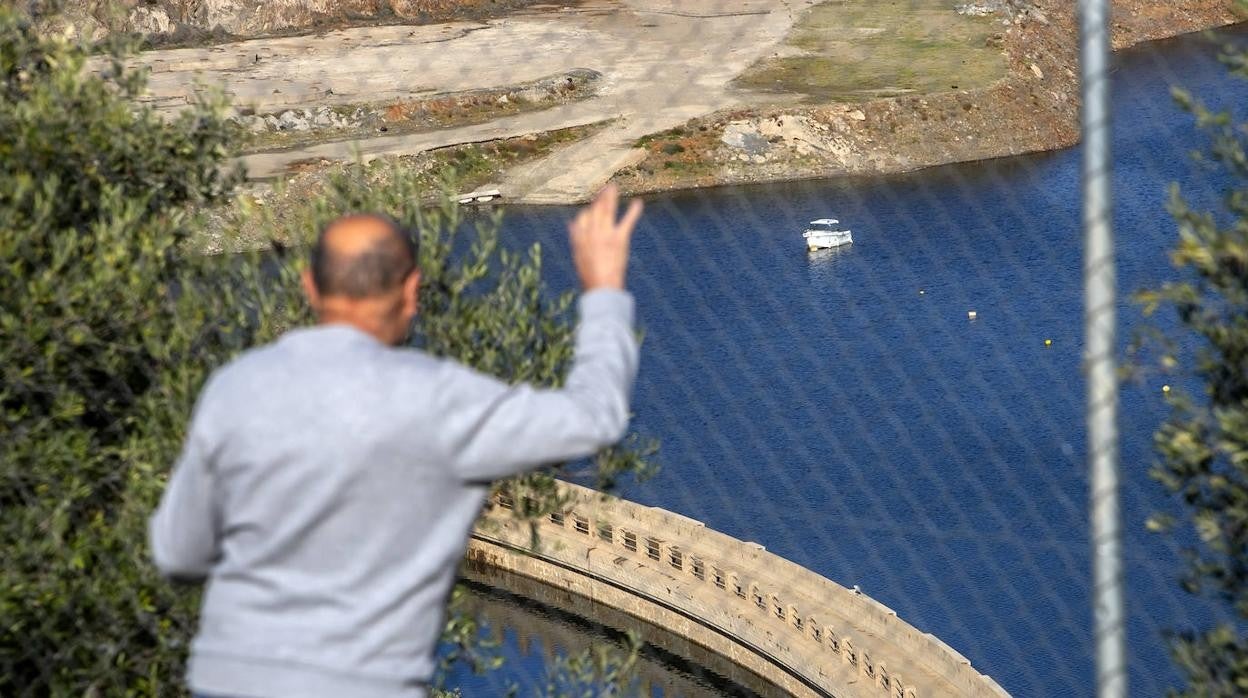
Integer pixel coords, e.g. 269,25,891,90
803,218,852,251
455,188,502,205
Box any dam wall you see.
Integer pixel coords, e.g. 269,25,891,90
466,481,1009,698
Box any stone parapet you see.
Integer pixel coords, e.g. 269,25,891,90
468,481,1009,698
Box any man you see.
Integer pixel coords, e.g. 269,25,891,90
150,186,644,698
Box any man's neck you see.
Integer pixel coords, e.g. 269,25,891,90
316,309,393,345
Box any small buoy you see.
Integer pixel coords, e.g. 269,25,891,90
919,289,926,295
967,310,977,320
1162,385,1171,393
1044,338,1052,347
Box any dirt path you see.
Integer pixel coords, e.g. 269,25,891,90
124,0,817,202
241,103,610,179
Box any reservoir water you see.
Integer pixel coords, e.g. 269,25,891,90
442,25,1248,696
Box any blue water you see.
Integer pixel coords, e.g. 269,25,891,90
445,26,1248,696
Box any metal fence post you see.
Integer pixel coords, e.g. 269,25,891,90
1079,0,1124,696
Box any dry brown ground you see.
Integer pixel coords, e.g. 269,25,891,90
612,0,1246,197
35,0,556,45
94,0,1245,205
1111,0,1245,49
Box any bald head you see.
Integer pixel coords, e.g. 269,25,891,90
310,214,418,299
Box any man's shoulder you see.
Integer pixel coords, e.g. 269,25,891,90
209,330,446,390
196,339,286,403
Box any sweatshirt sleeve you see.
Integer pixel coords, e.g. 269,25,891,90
149,392,222,581
434,288,639,482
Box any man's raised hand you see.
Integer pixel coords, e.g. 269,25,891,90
569,184,643,291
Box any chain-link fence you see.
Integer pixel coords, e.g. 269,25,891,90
5,1,1248,696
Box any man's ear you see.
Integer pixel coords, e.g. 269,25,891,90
301,268,320,312
404,269,421,316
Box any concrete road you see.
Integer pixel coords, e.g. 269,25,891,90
123,0,818,203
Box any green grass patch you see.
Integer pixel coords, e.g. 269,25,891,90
733,0,1006,102
635,125,693,148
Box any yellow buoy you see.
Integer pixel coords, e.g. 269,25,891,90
1045,339,1052,347
1162,385,1171,393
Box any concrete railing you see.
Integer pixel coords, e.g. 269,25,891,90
467,481,1009,698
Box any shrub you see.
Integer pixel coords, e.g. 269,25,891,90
0,7,653,695
1142,44,1248,695
1,9,244,694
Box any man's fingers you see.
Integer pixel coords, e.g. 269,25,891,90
569,207,589,238
569,184,639,291
590,187,605,231
616,198,643,237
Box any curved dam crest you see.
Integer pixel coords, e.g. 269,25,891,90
466,481,1008,697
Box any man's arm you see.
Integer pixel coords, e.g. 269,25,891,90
436,185,643,482
436,288,637,482
149,401,220,581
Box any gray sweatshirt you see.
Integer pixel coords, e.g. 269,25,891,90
149,289,637,698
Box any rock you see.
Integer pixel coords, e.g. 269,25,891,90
264,114,281,129
34,12,106,41
205,0,383,36
959,0,1043,22
956,3,998,18
42,0,532,41
848,109,866,121
194,0,251,34
312,110,335,127
497,95,511,105
1030,64,1045,79
757,115,819,150
517,88,547,103
390,0,440,20
721,122,771,155
277,110,310,131
127,7,173,35
245,115,269,133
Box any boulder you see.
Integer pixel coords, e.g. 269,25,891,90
127,7,174,35
244,115,269,133
312,109,335,127
277,110,310,131
721,122,770,156
756,115,827,156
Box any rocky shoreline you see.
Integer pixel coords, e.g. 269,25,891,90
45,1,1247,205
234,69,602,155
32,0,551,46
611,0,1245,198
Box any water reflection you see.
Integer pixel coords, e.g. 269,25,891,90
446,562,777,697
806,244,856,280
